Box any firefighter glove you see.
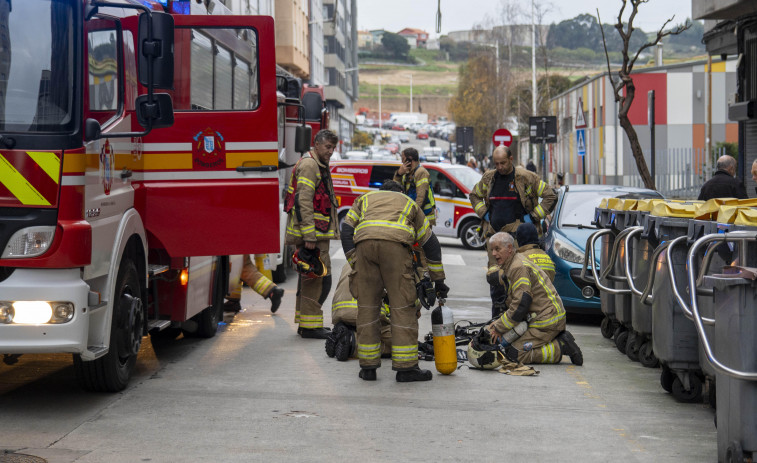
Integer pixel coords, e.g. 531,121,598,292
435,280,450,299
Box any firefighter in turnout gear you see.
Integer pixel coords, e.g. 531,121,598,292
394,148,436,226
341,180,449,382
486,232,583,366
326,263,392,361
469,145,556,318
224,255,284,313
515,223,555,281
285,129,340,339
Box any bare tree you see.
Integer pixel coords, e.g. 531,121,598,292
496,0,523,67
598,0,689,190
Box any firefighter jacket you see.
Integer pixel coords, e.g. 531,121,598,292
285,153,339,244
469,167,556,236
342,190,445,281
491,252,565,335
518,243,555,281
393,165,436,225
332,263,390,326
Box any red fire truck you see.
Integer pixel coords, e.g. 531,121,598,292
0,0,288,391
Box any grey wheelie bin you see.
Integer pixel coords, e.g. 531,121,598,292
622,199,664,366
689,228,757,463
587,198,623,340
645,200,705,403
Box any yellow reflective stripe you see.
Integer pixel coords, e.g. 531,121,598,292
534,204,546,218
298,176,316,190
299,314,323,328
474,201,486,214
416,217,430,240
315,229,335,238
427,262,443,272
380,303,390,318
511,277,530,291
314,212,330,220
392,344,418,360
301,224,316,233
416,177,428,186
537,181,546,196
0,154,51,206
541,343,557,363
346,209,359,222
355,219,414,236
500,313,516,330
253,277,274,295
358,343,381,359
398,197,415,224
333,300,358,312
287,222,303,236
474,182,486,197
526,185,532,195
27,151,60,184
522,260,565,327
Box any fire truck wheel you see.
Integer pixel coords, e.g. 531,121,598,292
74,257,143,392
192,262,225,338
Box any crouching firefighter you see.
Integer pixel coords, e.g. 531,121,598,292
284,129,340,339
486,232,583,365
326,262,392,361
341,180,449,382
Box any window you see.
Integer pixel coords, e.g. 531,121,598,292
428,169,461,198
88,27,120,114
368,165,398,188
186,28,259,111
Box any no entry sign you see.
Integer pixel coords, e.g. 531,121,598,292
492,128,512,147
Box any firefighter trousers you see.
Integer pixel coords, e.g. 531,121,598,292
509,320,565,364
294,240,332,329
352,240,418,371
228,254,275,301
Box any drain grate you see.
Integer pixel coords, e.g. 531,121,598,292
0,454,47,463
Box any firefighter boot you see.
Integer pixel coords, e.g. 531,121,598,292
334,325,356,362
300,327,331,339
359,368,377,381
269,287,284,313
223,299,242,314
396,366,433,382
557,330,584,366
325,328,339,358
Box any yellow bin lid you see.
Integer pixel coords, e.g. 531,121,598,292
607,198,625,211
734,208,757,226
651,201,702,218
696,198,757,221
636,199,665,212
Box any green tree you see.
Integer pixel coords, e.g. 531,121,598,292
547,14,646,54
381,32,410,60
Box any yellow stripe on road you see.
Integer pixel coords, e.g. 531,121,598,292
0,154,51,205
26,151,60,184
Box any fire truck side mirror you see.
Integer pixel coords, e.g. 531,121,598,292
136,93,175,129
84,118,102,142
138,11,175,90
295,125,312,154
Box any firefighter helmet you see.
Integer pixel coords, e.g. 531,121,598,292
467,327,503,370
292,246,328,278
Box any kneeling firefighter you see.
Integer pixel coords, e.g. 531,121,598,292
326,262,392,361
341,180,449,382
486,232,583,365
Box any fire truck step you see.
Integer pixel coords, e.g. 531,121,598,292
147,320,172,332
87,346,108,357
148,264,170,277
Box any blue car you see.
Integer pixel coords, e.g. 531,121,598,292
543,184,663,314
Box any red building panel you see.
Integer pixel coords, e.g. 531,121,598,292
624,73,667,126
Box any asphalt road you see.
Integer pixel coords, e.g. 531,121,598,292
0,238,717,462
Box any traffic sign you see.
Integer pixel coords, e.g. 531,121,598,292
575,97,587,129
492,128,512,147
576,129,586,157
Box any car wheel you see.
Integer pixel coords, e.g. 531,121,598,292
460,220,485,250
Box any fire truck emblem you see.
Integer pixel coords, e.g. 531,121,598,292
193,128,226,169
100,139,115,195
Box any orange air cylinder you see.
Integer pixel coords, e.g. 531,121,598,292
431,302,456,374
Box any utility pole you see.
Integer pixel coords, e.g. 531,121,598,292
409,74,413,112
378,76,382,129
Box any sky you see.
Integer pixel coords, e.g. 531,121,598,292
357,0,694,38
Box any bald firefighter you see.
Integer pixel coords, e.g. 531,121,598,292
486,232,583,365
341,180,449,382
469,145,556,317
284,129,340,339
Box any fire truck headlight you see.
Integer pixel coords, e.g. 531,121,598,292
2,226,56,258
0,303,13,324
51,302,75,323
11,301,53,324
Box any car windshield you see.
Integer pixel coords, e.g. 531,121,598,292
444,166,482,191
0,0,75,132
558,190,662,227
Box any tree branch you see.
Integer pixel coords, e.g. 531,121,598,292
597,9,620,101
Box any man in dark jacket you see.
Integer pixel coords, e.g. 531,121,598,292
698,155,748,200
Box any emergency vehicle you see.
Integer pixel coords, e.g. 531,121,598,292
330,160,485,249
0,0,288,392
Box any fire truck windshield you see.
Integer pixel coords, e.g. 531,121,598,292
0,1,74,133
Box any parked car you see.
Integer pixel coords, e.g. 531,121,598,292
543,184,663,314
416,131,429,140
330,160,485,249
384,143,399,154
399,133,410,143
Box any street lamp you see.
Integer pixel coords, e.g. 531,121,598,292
405,74,413,112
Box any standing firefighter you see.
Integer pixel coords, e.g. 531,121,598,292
469,145,556,318
341,181,449,382
487,232,583,365
394,148,436,226
285,129,340,339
